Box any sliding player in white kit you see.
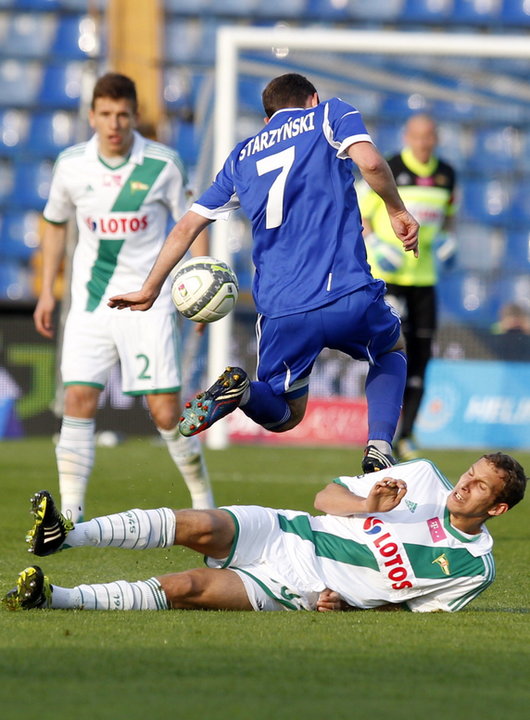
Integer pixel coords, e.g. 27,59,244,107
33,73,214,519
5,452,526,613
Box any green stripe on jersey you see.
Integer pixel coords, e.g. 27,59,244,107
278,514,379,571
85,239,125,311
403,543,486,579
448,554,495,611
111,157,166,211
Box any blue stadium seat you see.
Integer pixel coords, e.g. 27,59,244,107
436,121,467,171
38,61,83,108
432,95,480,122
26,110,77,156
162,68,193,111
305,0,349,20
451,0,501,24
0,259,33,301
165,0,206,12
10,1,59,8
503,231,530,271
510,181,530,226
254,0,306,18
347,0,404,20
51,15,89,59
500,0,530,25
164,19,205,64
455,223,504,271
517,128,530,174
380,92,434,120
467,126,520,174
459,178,513,224
0,209,40,261
9,159,53,210
401,0,453,22
0,59,41,106
372,122,403,157
59,0,107,9
495,276,530,320
0,159,14,203
438,272,501,327
238,77,267,114
169,119,199,168
0,109,29,155
212,0,259,16
1,12,56,58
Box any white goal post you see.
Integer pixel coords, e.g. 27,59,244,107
206,26,530,450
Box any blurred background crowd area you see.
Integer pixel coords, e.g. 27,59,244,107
1,0,530,358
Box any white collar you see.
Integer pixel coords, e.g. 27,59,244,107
85,130,145,165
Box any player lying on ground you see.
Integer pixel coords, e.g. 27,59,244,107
4,453,526,613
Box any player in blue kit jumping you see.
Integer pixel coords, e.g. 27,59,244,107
109,74,419,472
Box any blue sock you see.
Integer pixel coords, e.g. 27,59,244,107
240,381,291,430
365,350,407,445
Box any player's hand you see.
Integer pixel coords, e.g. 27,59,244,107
317,589,351,612
389,209,420,258
33,295,56,339
108,290,156,311
365,478,407,513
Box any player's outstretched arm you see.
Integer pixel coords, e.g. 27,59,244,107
108,211,213,310
314,478,407,516
348,141,419,257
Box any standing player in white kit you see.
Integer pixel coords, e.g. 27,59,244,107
33,73,213,520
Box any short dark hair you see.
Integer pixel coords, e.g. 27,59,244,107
262,73,317,118
91,72,138,112
483,452,527,508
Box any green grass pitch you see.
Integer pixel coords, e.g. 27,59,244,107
1,438,529,720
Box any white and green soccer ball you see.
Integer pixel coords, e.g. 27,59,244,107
170,256,239,323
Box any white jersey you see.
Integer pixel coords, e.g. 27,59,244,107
44,131,190,314
222,460,496,613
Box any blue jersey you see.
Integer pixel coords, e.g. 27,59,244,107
192,98,375,318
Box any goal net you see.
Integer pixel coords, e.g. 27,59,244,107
193,26,530,448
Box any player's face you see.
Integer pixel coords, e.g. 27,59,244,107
89,96,138,157
404,117,437,164
447,458,508,527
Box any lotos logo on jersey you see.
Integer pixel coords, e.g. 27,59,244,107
363,516,384,535
85,215,148,234
363,516,413,590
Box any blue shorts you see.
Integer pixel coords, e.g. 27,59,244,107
255,280,401,398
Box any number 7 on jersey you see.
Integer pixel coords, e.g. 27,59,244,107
256,146,295,229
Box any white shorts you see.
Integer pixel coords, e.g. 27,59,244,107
61,310,182,394
207,506,323,612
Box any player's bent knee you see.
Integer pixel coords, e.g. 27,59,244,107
269,394,307,432
64,385,100,417
146,395,180,430
267,413,303,433
158,570,207,608
175,509,236,551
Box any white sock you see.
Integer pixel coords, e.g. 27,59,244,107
369,439,393,455
50,578,169,610
66,507,176,550
159,427,215,509
56,416,96,522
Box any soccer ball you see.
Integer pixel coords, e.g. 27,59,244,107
170,256,239,323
